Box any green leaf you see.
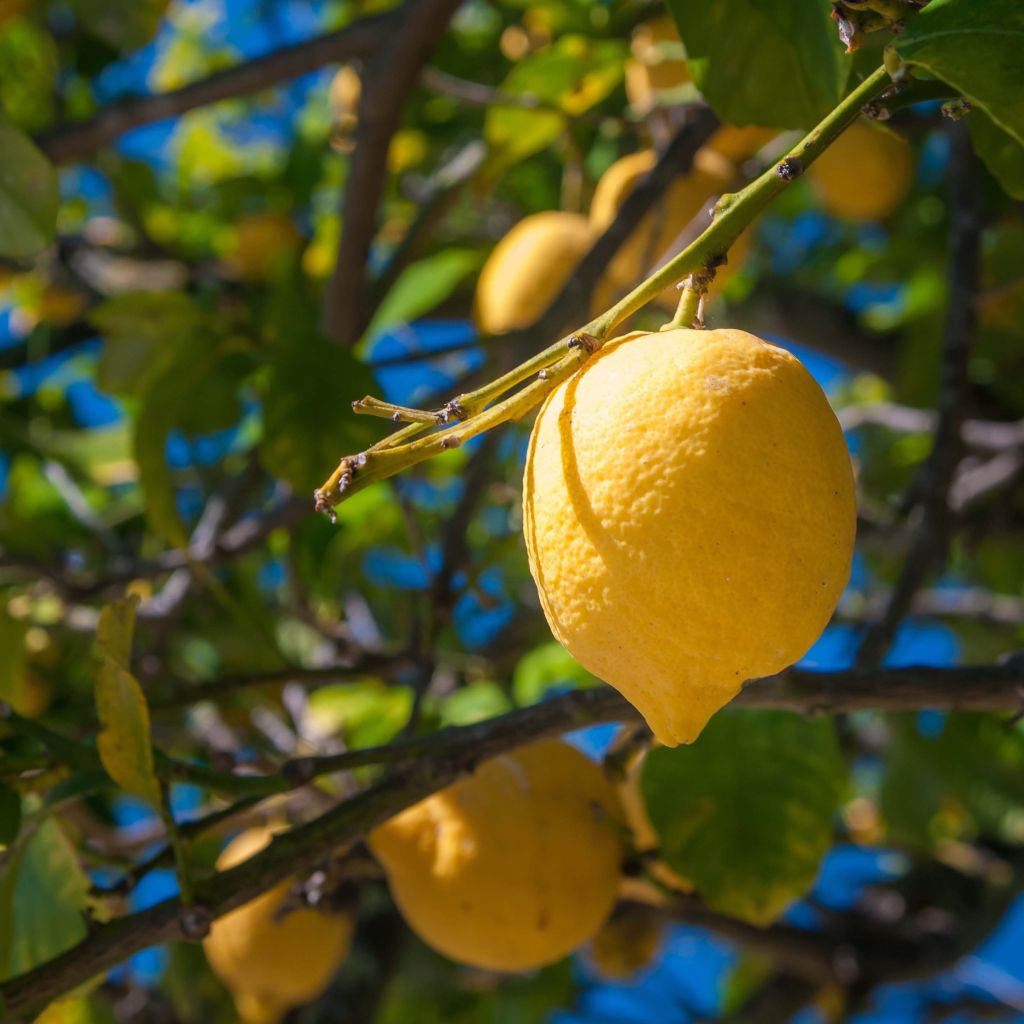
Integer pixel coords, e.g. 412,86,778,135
365,249,482,342
0,114,58,258
259,330,379,495
970,109,1024,200
512,642,596,706
485,36,626,164
666,0,848,128
881,713,1024,848
92,291,204,398
0,601,28,713
94,597,162,808
0,815,90,981
896,0,1024,145
71,0,170,51
435,681,512,727
133,336,227,547
306,681,413,749
0,786,21,846
641,711,844,925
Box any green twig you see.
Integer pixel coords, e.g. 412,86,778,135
314,65,893,515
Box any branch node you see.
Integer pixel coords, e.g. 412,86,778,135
178,903,213,942
777,156,804,181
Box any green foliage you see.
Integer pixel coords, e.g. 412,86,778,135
895,0,1024,144
0,115,57,258
94,597,162,807
666,0,848,127
641,711,845,925
969,110,1024,200
0,812,90,981
70,0,170,52
881,713,1024,848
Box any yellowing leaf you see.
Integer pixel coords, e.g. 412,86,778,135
94,598,162,808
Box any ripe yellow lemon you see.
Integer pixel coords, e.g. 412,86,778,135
369,739,624,972
223,213,302,282
203,827,354,1024
807,121,913,221
624,17,690,113
590,150,749,309
474,212,593,334
706,125,777,165
587,903,665,979
523,329,856,746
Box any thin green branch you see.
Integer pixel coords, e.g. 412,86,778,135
314,65,893,515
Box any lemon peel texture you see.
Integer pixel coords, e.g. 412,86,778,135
523,328,856,746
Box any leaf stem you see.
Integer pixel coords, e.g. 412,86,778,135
314,64,893,513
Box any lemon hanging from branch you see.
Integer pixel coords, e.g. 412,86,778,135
523,328,856,746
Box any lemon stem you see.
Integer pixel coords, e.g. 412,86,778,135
667,279,705,330
315,63,894,513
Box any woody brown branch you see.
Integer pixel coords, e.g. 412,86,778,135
4,657,1024,1017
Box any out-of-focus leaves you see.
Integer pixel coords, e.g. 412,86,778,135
970,110,1024,200
0,602,28,713
435,681,512,726
896,0,1024,145
512,641,595,706
641,711,844,925
0,115,58,258
306,681,413,749
133,334,231,547
666,0,848,128
485,36,626,165
0,815,90,981
94,597,162,807
71,0,170,51
92,292,205,398
881,713,1024,848
365,249,482,343
259,329,379,495
0,16,59,132
0,786,21,846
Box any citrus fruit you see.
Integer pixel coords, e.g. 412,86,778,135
370,739,624,972
589,150,750,309
807,121,913,222
624,17,690,113
474,212,592,334
523,328,856,746
587,902,665,979
203,826,354,1024
223,213,302,282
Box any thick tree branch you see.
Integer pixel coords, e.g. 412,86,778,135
323,0,463,345
37,12,399,165
4,658,1024,1016
857,121,982,668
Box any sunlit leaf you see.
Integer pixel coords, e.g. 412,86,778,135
666,0,848,128
896,0,1024,145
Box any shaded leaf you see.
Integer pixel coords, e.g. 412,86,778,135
0,601,28,713
0,786,20,846
92,291,204,398
71,0,169,51
641,711,844,925
896,0,1024,145
970,109,1024,200
666,0,848,128
94,598,162,808
0,815,90,981
0,114,58,258
259,330,379,495
881,713,1024,848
